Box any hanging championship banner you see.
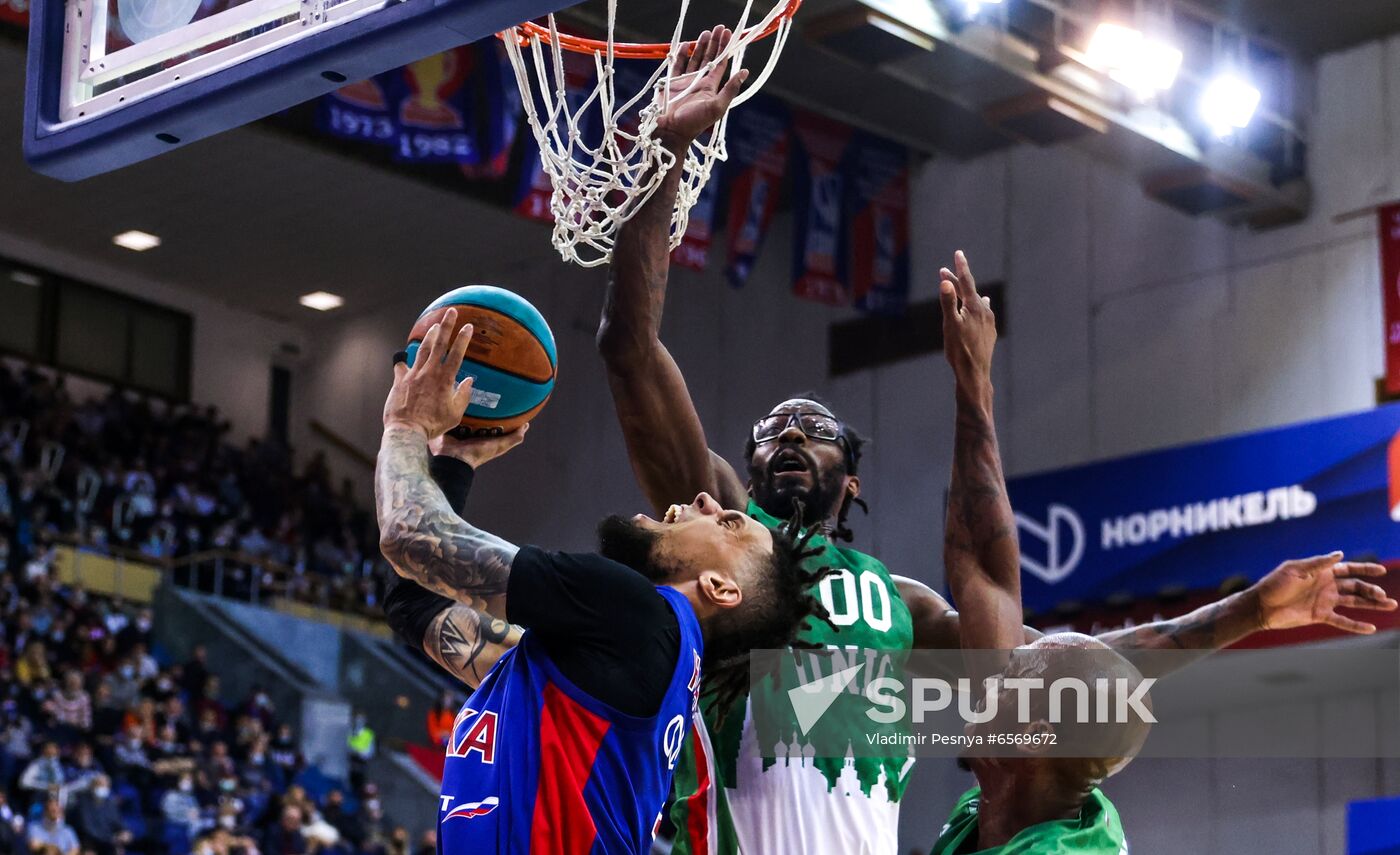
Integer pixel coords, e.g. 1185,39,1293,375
722,95,790,287
847,132,910,316
393,46,478,165
319,74,400,147
460,40,522,180
1379,203,1400,396
791,111,854,306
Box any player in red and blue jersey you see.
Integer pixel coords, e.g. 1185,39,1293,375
373,309,834,855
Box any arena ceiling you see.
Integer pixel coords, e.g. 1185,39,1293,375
3,0,1400,328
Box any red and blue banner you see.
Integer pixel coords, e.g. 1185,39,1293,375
1004,404,1400,614
791,110,854,306
847,132,910,315
722,95,790,287
1379,203,1400,396
393,46,479,165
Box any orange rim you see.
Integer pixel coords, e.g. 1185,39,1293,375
498,0,801,59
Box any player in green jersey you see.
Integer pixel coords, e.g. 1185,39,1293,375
932,245,1391,855
597,31,1398,855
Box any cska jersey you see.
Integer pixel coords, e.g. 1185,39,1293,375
438,585,704,855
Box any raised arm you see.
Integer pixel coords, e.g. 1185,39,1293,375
597,27,749,514
376,312,518,615
383,427,529,689
940,253,1022,669
1099,552,1393,662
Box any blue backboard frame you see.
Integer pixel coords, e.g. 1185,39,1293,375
23,0,578,181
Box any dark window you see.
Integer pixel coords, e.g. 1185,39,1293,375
0,256,191,401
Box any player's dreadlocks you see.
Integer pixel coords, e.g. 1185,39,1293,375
701,502,838,727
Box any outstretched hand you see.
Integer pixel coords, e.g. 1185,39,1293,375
656,26,750,148
1253,552,1396,634
383,308,475,439
939,251,996,389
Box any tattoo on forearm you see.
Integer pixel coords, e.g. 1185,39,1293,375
432,606,520,684
1099,592,1256,656
375,427,519,602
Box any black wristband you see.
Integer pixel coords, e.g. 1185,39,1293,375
382,575,454,653
429,455,476,516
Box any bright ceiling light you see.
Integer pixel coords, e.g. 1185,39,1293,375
1085,22,1182,98
1200,74,1261,136
299,291,345,311
112,230,161,252
962,0,1002,18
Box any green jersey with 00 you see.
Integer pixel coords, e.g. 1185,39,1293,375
668,500,916,855
932,787,1128,855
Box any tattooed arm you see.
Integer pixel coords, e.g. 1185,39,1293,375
939,253,1023,670
422,604,524,689
376,425,518,615
1097,553,1393,674
377,310,519,616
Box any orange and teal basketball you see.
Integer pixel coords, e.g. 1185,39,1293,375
405,286,556,436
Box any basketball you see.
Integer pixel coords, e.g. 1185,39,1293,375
404,285,556,436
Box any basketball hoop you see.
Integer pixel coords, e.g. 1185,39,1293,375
498,0,800,267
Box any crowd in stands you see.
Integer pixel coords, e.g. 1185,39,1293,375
0,362,388,615
0,361,437,855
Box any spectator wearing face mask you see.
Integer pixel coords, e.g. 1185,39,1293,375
240,688,275,732
100,661,140,711
25,798,76,855
68,776,130,855
112,724,152,790
160,774,203,841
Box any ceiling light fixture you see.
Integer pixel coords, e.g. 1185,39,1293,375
1200,73,1261,137
1085,22,1182,98
112,230,162,251
298,291,345,311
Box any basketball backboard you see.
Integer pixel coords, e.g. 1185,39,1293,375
23,0,579,180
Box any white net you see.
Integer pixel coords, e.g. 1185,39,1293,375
500,0,795,267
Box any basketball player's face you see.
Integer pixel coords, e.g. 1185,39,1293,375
605,493,773,589
747,400,854,524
